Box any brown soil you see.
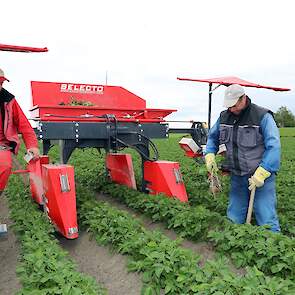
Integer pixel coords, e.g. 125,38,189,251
59,232,142,295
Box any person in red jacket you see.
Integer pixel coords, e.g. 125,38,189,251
0,68,39,195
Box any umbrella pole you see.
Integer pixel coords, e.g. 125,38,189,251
208,82,212,129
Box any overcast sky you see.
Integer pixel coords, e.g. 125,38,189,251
1,0,294,127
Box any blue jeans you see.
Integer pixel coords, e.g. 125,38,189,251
227,174,280,232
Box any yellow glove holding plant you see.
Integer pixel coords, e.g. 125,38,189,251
248,166,271,191
205,153,218,174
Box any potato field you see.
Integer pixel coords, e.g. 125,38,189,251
1,128,295,295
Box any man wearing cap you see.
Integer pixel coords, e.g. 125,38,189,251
204,84,281,232
0,68,39,198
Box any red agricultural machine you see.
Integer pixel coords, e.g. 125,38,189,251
27,81,207,238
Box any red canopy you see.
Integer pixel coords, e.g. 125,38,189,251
177,76,290,91
0,43,48,53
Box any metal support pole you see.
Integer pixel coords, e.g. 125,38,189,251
208,83,212,130
135,137,150,193
59,140,65,164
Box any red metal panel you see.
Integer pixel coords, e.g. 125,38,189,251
144,161,188,202
27,156,49,204
31,81,146,108
106,153,137,189
180,149,197,158
42,164,78,239
30,105,175,122
30,81,176,122
177,76,291,91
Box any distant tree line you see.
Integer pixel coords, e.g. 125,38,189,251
274,106,295,127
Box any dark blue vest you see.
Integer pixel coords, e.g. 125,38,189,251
219,98,272,176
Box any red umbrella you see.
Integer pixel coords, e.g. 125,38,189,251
0,43,48,53
177,76,291,128
177,76,290,92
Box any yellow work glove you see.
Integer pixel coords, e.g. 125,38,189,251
248,166,271,191
205,153,218,174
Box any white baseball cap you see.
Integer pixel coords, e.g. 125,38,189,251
0,68,9,83
223,84,245,108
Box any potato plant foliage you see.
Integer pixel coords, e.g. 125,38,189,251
5,128,295,294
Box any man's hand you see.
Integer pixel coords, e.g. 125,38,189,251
205,153,218,174
248,166,271,190
27,147,40,159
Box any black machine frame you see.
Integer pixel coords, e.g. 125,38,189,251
35,119,207,192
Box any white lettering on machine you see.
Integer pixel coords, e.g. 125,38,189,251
60,83,104,94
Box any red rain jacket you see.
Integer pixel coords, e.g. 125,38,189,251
0,88,38,154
